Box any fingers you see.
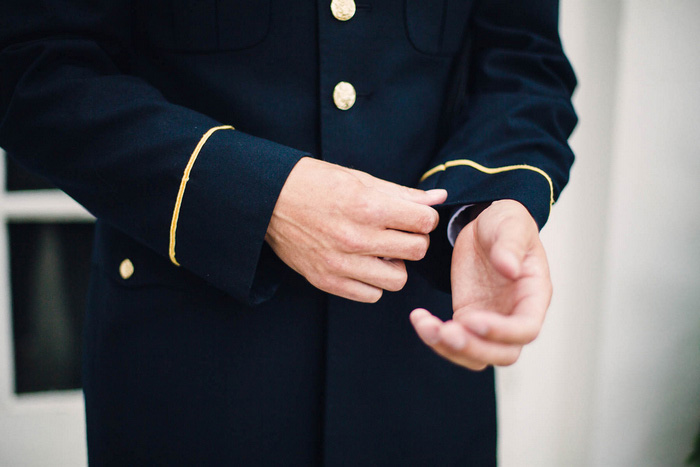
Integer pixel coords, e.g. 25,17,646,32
347,257,409,293
410,309,524,369
455,276,551,344
314,260,408,302
383,200,440,234
348,168,448,206
309,250,409,296
455,310,541,346
268,158,448,303
314,275,384,303
435,322,522,368
410,308,443,345
351,191,441,235
341,164,446,235
368,230,431,261
329,219,431,261
394,187,447,206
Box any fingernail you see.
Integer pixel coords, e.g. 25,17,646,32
410,308,428,321
424,328,441,345
426,189,447,197
416,322,440,345
411,313,440,345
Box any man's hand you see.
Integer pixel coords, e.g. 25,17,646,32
409,199,552,370
266,157,447,303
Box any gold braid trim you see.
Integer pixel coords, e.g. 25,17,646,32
420,159,554,213
169,125,235,266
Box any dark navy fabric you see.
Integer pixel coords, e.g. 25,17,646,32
0,0,576,465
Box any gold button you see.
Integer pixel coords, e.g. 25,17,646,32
331,0,356,21
333,81,356,110
119,259,134,280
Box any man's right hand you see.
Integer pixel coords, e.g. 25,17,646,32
265,157,447,303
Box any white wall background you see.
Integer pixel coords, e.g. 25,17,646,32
0,1,698,465
498,1,700,465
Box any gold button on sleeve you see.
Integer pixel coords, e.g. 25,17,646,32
331,0,356,21
333,81,356,110
119,259,134,280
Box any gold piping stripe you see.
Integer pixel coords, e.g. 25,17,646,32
420,159,555,213
169,125,235,266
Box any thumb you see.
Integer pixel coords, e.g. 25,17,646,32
479,202,535,280
415,188,449,206
345,166,448,206
376,181,447,206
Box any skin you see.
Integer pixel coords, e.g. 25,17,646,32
266,157,551,369
410,199,551,370
266,157,447,303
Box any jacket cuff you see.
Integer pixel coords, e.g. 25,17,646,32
418,159,553,229
169,126,308,305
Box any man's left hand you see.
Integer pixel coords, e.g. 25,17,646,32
409,199,552,370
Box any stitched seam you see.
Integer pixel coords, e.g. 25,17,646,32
169,125,235,266
420,159,555,213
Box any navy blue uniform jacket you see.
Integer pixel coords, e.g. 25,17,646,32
0,0,576,465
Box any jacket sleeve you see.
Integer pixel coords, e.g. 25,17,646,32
0,1,307,305
416,0,577,289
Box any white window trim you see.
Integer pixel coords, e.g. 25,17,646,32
0,149,90,465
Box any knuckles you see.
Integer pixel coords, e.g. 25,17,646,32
364,288,384,303
415,209,439,234
335,229,367,253
405,235,430,261
346,186,382,223
312,272,339,293
317,251,356,278
360,199,387,225
521,325,541,344
496,348,522,367
384,267,408,292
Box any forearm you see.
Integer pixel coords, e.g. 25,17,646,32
0,3,308,304
420,0,576,229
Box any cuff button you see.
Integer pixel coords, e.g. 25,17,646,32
119,258,134,280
